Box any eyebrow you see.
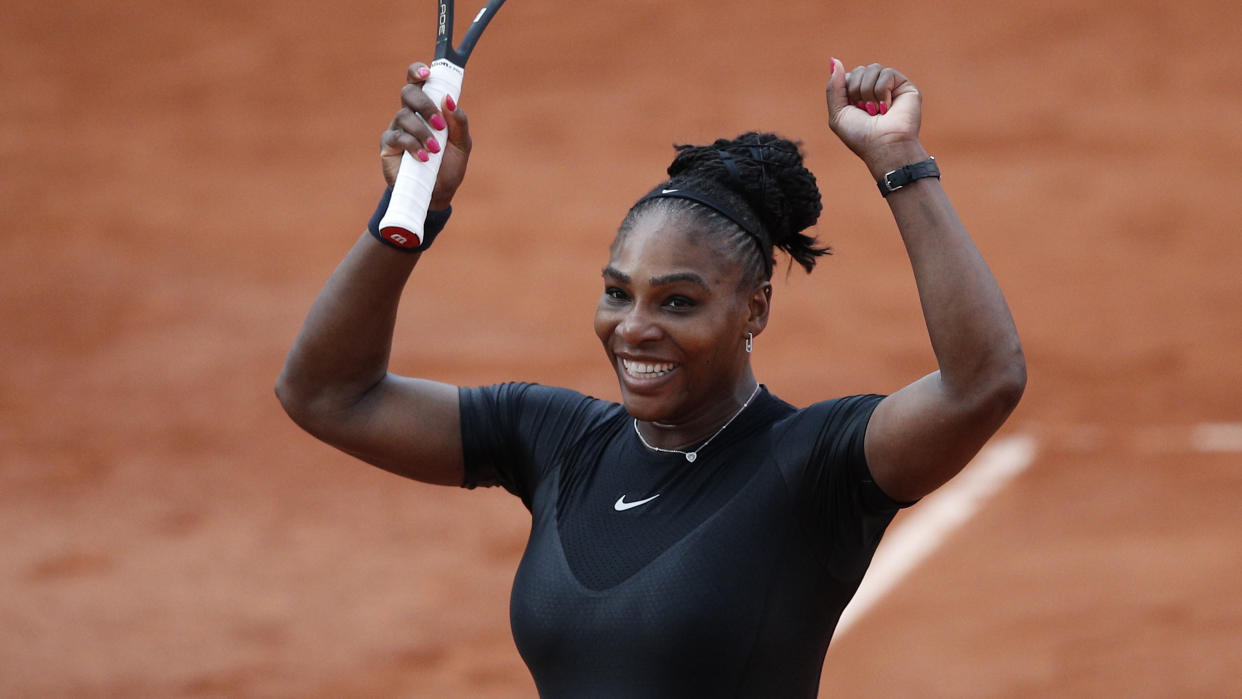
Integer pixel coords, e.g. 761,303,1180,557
602,266,710,290
602,266,631,284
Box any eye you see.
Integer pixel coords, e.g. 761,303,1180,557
604,286,630,302
664,295,697,310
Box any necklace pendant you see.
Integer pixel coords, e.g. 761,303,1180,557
685,452,697,463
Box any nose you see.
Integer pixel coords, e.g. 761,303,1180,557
615,305,662,346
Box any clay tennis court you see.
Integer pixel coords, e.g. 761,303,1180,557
3,0,1240,695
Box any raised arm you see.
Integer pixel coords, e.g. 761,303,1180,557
825,58,1026,503
275,62,471,486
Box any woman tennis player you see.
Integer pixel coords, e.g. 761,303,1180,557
277,57,1025,696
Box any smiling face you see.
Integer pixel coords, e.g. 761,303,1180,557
594,209,770,435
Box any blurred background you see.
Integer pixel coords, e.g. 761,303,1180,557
2,0,1239,695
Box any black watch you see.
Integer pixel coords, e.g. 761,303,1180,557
877,156,939,197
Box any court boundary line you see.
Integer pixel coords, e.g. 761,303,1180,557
833,434,1038,638
1190,422,1242,452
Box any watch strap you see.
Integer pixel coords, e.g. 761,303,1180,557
877,156,939,197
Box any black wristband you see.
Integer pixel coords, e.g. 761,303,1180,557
877,156,939,197
366,186,452,252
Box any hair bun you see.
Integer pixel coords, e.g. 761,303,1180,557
667,132,828,273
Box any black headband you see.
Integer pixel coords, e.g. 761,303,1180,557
632,184,773,274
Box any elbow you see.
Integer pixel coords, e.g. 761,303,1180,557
274,365,325,434
947,342,1026,423
274,362,376,439
274,372,299,417
985,343,1027,418
274,373,307,427
996,362,1026,416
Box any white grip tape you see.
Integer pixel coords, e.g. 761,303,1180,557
378,59,465,246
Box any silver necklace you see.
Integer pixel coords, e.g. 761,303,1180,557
632,383,762,463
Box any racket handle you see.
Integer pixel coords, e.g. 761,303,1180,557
378,59,465,248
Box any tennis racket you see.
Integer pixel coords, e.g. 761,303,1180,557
378,0,508,247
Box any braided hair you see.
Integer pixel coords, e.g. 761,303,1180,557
618,132,829,285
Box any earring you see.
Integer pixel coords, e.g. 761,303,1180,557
745,332,753,354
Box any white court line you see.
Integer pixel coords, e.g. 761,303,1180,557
834,435,1038,638
1190,423,1242,453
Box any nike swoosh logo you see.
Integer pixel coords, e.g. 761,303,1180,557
614,493,660,511
661,188,679,194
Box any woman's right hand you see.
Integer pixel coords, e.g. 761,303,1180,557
825,57,926,180
380,61,473,210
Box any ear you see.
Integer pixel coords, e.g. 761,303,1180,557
745,281,772,336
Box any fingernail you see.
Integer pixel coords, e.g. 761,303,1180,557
426,136,440,154
416,149,429,162
417,66,430,79
879,102,888,115
445,94,456,112
865,102,878,116
830,58,836,76
429,113,447,130
856,101,866,110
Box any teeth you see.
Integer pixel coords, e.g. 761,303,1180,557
622,359,675,377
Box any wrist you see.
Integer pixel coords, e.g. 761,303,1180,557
876,156,940,198
862,141,930,180
430,186,459,212
367,186,452,253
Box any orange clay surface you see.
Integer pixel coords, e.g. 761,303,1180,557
3,1,1240,696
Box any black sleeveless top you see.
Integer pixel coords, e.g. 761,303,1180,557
459,383,905,698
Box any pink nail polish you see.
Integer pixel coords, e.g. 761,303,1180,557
879,102,888,115
856,101,866,110
445,94,456,112
426,136,440,154
429,113,447,130
417,66,430,79
830,58,836,76
865,102,878,116
416,149,429,162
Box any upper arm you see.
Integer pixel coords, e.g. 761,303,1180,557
864,369,1024,503
285,374,465,486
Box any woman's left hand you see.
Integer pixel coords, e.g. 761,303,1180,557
825,58,926,178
